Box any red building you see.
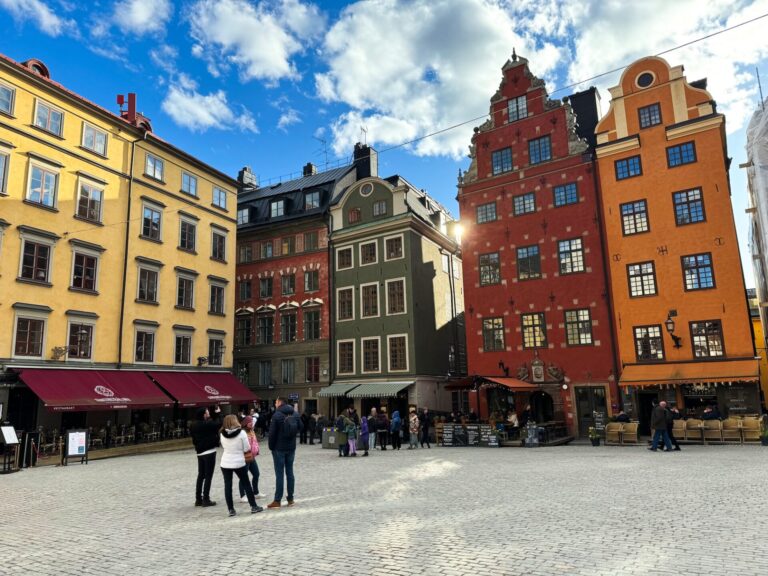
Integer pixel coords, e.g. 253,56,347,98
458,53,618,436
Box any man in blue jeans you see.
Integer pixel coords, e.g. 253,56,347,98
267,397,303,508
648,400,673,452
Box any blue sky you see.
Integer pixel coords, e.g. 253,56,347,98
1,0,767,285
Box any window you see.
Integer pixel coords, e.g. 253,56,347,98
27,165,58,208
482,318,505,351
259,278,272,298
638,103,662,128
386,279,406,315
517,245,541,280
72,253,97,291
15,318,44,356
68,323,93,359
634,325,664,361
76,182,103,222
338,341,354,374
20,241,51,282
337,287,354,321
209,284,225,314
213,187,227,209
177,276,194,308
479,253,500,286
305,357,320,382
528,136,551,165
304,231,318,251
385,236,403,260
281,359,295,384
182,173,198,196
142,205,162,240
0,151,8,194
270,200,284,218
691,320,724,358
565,309,592,346
558,238,584,274
360,241,377,265
258,360,272,386
174,334,192,365
373,200,387,217
682,253,714,290
507,95,527,122
673,188,705,225
627,262,657,297
145,154,164,180
238,280,252,300
0,83,14,115
80,124,107,157
208,339,224,365
513,193,535,216
304,310,320,340
615,156,642,180
522,313,547,348
236,208,249,225
361,283,379,317
179,219,196,251
34,101,62,135
211,231,226,261
492,148,512,175
281,274,295,296
348,208,361,224
280,313,297,342
135,330,155,363
236,317,252,346
667,142,696,168
305,191,320,210
257,315,274,344
260,241,273,259
554,183,578,207
337,247,353,269
620,200,649,235
281,236,295,256
137,268,158,302
362,338,380,372
388,335,408,371
476,202,497,224
304,270,319,292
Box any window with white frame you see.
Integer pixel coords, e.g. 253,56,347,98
0,150,9,195
386,278,406,315
135,327,155,363
76,180,103,222
361,283,379,317
362,337,380,373
209,283,225,314
281,359,295,384
179,217,196,252
373,200,387,218
360,241,377,265
71,249,99,292
182,172,197,196
34,100,63,135
388,334,408,371
507,95,527,122
176,275,195,309
208,338,224,365
304,270,319,292
304,310,320,340
0,83,14,115
305,191,320,210
280,313,297,342
27,163,59,208
384,235,403,260
20,239,52,283
237,208,249,225
145,154,164,180
271,199,285,218
14,316,46,357
67,322,94,359
82,124,107,156
137,267,159,303
336,247,353,269
338,340,354,374
211,230,227,261
174,333,192,365
337,287,354,321
141,203,162,241
213,187,227,209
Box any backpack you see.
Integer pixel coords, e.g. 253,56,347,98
283,413,299,440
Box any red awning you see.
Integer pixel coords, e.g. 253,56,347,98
16,369,173,412
444,376,475,390
481,377,539,391
148,371,257,407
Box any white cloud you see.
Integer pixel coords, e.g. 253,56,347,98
161,77,258,133
277,108,301,131
113,0,172,36
149,44,178,73
187,0,326,85
0,0,77,36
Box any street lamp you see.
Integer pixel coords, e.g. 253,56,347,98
665,312,683,349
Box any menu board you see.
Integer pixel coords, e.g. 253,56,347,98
1,426,19,444
441,424,499,448
478,424,500,447
593,411,607,432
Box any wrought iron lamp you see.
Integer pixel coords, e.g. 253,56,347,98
664,312,683,349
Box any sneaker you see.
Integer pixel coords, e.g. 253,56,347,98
228,509,236,517
202,499,217,507
251,505,264,514
240,495,249,503
287,499,295,507
267,501,281,509
254,493,264,499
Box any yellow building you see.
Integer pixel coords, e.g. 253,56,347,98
0,55,250,438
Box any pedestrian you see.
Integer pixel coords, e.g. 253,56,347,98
267,397,303,508
345,415,358,457
360,413,369,457
648,400,673,452
376,408,390,450
419,407,431,448
335,412,349,457
390,410,402,450
219,414,263,517
190,405,221,508
369,407,378,450
308,413,317,445
300,412,309,444
667,405,682,451
316,414,328,444
408,408,419,449
239,416,264,502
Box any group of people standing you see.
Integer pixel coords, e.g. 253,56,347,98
335,406,432,457
649,400,683,452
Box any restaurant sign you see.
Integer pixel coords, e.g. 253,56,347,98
204,385,232,402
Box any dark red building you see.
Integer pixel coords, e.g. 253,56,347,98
457,53,619,436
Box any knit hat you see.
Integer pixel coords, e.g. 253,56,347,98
242,416,254,428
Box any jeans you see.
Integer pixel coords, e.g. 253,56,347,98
370,431,377,449
651,429,673,451
347,438,357,455
409,432,418,448
221,466,255,511
195,452,216,501
272,450,296,502
238,459,260,497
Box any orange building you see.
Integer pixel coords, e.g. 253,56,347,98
594,56,759,433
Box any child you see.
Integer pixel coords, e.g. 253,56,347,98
335,413,349,457
345,415,358,457
408,408,419,449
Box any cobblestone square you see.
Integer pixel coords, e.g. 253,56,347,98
2,444,767,576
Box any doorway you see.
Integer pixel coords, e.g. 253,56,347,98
304,399,318,416
530,391,554,423
575,386,607,437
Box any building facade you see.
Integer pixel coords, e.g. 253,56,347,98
595,56,759,431
458,53,617,435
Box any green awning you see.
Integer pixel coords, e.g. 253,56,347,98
317,382,361,397
346,381,414,398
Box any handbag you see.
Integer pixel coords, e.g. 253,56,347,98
244,450,254,464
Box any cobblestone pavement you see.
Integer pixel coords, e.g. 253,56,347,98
2,443,767,576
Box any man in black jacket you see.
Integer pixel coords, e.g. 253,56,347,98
419,408,431,448
267,398,303,509
190,406,221,507
648,400,673,452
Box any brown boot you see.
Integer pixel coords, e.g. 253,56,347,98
267,500,281,509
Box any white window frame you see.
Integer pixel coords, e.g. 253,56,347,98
70,243,102,292
145,153,164,181
359,281,380,319
65,318,97,362
0,143,11,195
33,99,63,136
0,81,15,116
181,172,198,196
387,333,410,372
337,339,355,376
383,233,404,261
11,309,49,359
75,175,104,222
81,123,107,156
173,331,193,365
336,246,353,270
26,159,60,209
361,336,381,374
141,200,163,241
270,199,284,218
17,228,57,283
208,337,225,366
209,281,226,315
211,228,227,261
213,187,227,209
336,286,355,322
237,208,249,225
176,274,196,309
136,263,161,303
359,240,378,267
178,215,197,251
385,277,407,316
134,325,157,364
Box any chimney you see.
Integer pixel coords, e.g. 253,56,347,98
238,166,258,187
303,162,317,177
354,143,378,181
127,93,137,124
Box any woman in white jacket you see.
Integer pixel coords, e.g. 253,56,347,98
219,414,263,517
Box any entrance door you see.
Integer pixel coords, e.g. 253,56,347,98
530,391,554,423
575,386,607,437
304,399,317,416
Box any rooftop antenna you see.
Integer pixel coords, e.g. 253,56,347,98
360,125,368,145
313,135,329,168
757,67,765,111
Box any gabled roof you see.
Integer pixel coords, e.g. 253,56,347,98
239,165,354,203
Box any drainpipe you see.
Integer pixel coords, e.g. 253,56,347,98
326,210,335,393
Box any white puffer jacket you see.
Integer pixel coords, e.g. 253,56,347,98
219,428,249,469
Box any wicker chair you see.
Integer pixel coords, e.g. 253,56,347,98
720,418,742,443
741,417,762,443
672,420,686,442
605,422,623,445
621,422,639,444
702,420,723,443
685,419,704,443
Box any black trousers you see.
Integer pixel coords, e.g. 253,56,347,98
221,466,255,511
299,429,308,444
195,452,216,501
308,428,315,444
391,430,401,450
667,425,680,448
421,428,430,447
378,430,388,449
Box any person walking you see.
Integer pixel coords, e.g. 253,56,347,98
376,408,390,450
219,414,263,517
308,413,317,445
667,405,682,451
360,413,370,456
649,400,673,452
299,412,309,445
408,408,419,449
369,408,378,450
239,416,264,502
345,415,358,457
267,397,303,509
190,405,221,508
419,407,431,448
390,410,402,450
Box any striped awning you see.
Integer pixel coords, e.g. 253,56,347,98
619,359,759,388
346,381,413,398
317,382,361,397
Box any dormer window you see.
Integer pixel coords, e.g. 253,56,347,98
305,191,320,210
271,199,285,218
